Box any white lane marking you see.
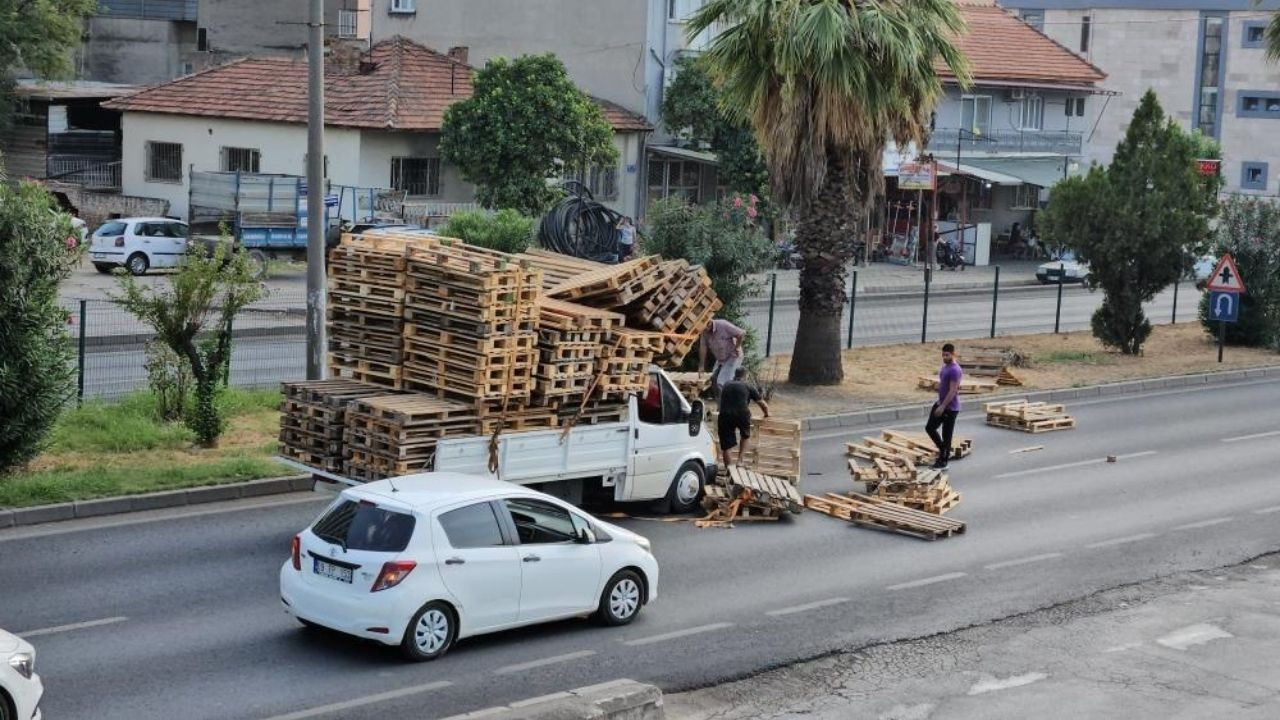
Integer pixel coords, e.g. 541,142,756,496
765,597,850,617
19,616,128,638
1116,451,1158,460
494,650,597,675
1221,430,1280,443
623,622,734,646
1009,445,1045,454
1086,533,1158,549
1254,505,1280,515
967,671,1049,696
886,572,967,591
1156,623,1234,651
260,681,453,720
995,451,1156,479
984,553,1064,571
1102,642,1144,654
1172,517,1234,531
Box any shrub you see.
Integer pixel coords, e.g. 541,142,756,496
144,339,193,422
1197,196,1280,349
0,182,84,474
440,209,536,254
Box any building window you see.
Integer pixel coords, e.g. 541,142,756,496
1079,15,1091,53
197,27,208,52
568,163,619,201
181,62,194,75
1019,10,1044,32
1238,91,1280,118
1010,184,1042,210
1019,94,1044,131
1195,14,1226,138
389,0,415,13
391,157,440,196
1064,97,1085,117
1242,21,1268,49
338,10,358,38
647,158,701,203
960,95,992,135
145,141,183,183
1241,162,1268,191
220,147,261,173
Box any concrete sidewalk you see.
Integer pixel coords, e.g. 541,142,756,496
746,260,1044,303
667,553,1280,720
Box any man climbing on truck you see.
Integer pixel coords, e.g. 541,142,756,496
699,317,746,397
717,367,769,467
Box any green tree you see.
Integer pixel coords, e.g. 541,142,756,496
441,54,619,216
687,0,969,385
114,243,265,447
1041,91,1220,355
661,55,771,208
440,209,536,254
0,182,83,474
0,0,99,126
1197,196,1280,348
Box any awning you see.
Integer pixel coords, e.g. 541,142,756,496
648,145,719,165
934,161,1023,186
963,157,1070,188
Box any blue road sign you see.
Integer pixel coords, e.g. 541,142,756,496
1209,290,1239,323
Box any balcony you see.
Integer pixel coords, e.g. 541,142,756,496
928,128,1082,156
47,160,123,192
97,0,198,22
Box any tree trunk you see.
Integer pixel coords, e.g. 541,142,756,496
788,151,858,385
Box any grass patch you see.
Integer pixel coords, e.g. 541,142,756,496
1034,350,1111,366
1,388,286,508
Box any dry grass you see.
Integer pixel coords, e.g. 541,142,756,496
762,323,1280,419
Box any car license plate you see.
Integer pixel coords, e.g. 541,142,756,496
313,557,353,583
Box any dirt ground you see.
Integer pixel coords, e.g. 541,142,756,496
760,323,1280,419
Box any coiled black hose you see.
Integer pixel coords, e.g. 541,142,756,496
538,181,624,262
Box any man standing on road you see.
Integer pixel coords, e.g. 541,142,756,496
926,343,962,470
717,367,769,467
699,317,746,396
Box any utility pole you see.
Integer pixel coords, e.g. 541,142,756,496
306,0,326,380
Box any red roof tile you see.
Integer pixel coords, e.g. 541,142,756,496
943,4,1106,88
103,37,652,132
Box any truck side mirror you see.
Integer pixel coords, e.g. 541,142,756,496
687,400,705,436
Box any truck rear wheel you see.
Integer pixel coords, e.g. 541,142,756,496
663,461,705,514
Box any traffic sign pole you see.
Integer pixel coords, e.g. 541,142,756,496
1219,321,1226,363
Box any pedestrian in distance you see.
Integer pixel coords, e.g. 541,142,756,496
616,216,636,260
717,367,769,467
699,317,746,397
926,343,962,470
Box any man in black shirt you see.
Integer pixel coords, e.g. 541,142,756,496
717,367,770,467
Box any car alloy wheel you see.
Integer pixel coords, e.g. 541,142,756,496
127,253,149,276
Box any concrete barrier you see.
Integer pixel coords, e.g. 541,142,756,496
441,679,663,720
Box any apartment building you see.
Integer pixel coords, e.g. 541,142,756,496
1009,1,1280,195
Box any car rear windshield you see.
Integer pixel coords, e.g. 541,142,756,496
311,500,416,552
95,221,127,236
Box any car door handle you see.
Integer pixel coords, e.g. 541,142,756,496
522,555,541,563
444,557,465,565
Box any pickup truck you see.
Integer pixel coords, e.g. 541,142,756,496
286,368,718,514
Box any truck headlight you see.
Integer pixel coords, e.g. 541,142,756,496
9,652,33,679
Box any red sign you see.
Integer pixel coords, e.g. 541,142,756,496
1206,253,1246,293
1197,158,1221,177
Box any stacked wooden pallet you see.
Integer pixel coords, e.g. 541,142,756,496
343,394,480,482
803,492,966,540
984,399,1076,433
516,249,607,291
327,234,430,388
548,255,664,308
666,372,709,400
532,298,623,407
917,376,999,394
600,327,665,399
279,379,387,473
697,466,803,528
959,346,1023,386
710,414,803,482
631,260,722,362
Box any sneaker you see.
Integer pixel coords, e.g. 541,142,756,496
931,461,949,470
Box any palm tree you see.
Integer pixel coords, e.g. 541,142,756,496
686,0,969,385
1267,12,1280,63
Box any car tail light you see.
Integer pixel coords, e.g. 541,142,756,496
291,535,301,571
114,236,125,247
371,561,417,592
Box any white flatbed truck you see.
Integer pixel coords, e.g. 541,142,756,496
279,368,718,513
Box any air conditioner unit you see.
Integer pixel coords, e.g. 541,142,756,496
1004,88,1026,102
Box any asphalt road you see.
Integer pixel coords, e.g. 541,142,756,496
79,283,1200,399
4,377,1280,719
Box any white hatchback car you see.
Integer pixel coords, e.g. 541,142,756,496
0,628,42,720
280,474,659,661
89,217,189,276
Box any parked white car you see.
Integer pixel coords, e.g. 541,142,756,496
1036,250,1090,284
0,628,42,720
89,217,189,276
280,474,659,662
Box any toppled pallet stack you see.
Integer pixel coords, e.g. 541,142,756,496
279,379,387,473
327,234,430,388
985,399,1075,433
959,346,1023,386
632,260,722,363
697,465,803,528
516,249,607,291
868,468,961,515
845,429,972,487
916,376,998,394
548,255,665,308
803,492,966,540
343,394,479,482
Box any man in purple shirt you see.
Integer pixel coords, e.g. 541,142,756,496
925,343,962,470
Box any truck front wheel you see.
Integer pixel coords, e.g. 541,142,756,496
664,461,705,514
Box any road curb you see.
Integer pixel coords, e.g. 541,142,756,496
0,475,314,529
441,679,664,720
800,364,1280,433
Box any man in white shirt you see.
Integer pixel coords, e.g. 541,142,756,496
699,317,745,396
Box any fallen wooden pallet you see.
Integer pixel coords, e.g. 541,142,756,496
696,485,782,528
709,414,802,482
803,492,966,540
917,376,999,394
547,255,661,305
725,465,803,513
516,249,609,291
984,399,1076,433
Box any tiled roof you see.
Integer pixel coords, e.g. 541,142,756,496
943,3,1106,88
103,37,652,132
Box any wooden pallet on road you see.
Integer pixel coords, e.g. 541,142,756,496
984,399,1076,433
725,465,803,513
803,492,966,540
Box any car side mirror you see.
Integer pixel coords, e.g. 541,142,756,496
687,400,705,436
576,527,597,545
